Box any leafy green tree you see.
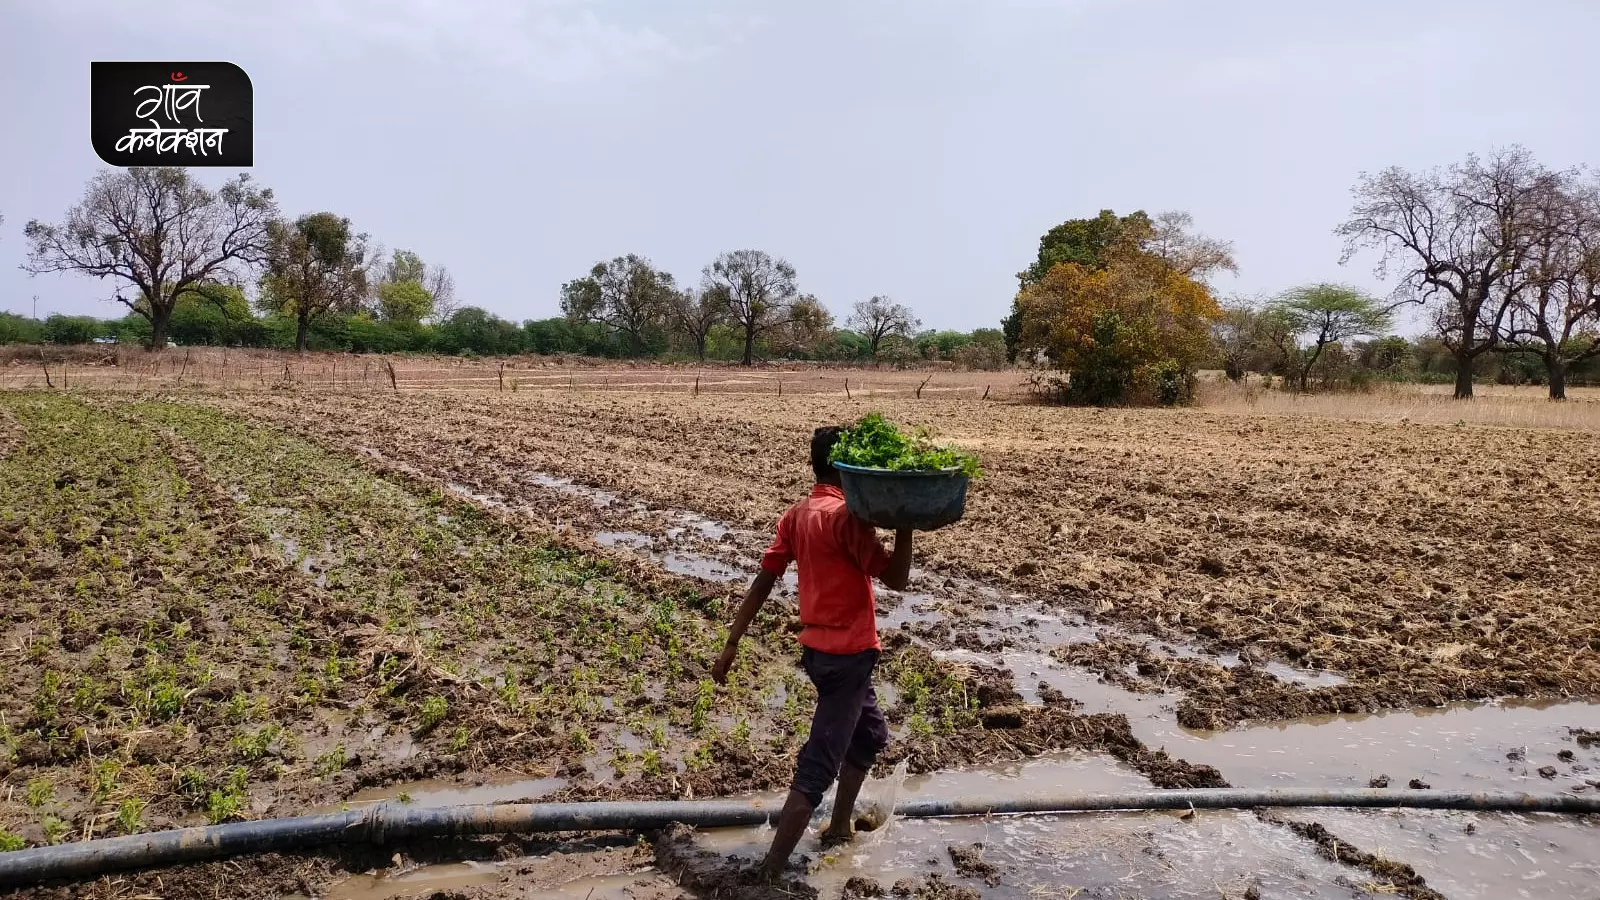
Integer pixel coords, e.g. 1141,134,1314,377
1017,210,1152,288
1270,284,1393,391
1014,212,1227,405
1010,209,1233,371
0,313,45,345
829,329,871,361
1000,308,1023,362
168,283,265,347
1357,336,1416,376
260,212,372,352
377,279,435,324
561,255,676,356
24,168,277,349
43,314,105,344
914,330,971,360
376,249,455,323
668,287,729,361
436,307,525,356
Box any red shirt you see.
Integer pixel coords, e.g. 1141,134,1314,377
761,484,889,654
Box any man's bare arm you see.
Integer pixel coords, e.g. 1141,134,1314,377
712,569,779,685
879,528,914,591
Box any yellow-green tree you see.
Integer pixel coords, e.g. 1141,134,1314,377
1015,247,1222,405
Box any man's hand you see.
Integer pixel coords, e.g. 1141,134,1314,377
712,643,738,686
718,569,777,687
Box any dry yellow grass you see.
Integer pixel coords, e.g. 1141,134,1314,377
1198,377,1600,432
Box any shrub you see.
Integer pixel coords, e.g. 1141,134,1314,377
1013,254,1220,407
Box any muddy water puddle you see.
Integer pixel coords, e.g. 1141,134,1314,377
693,754,1377,899
315,858,672,900
1158,698,1600,792
322,860,502,899
1302,807,1600,900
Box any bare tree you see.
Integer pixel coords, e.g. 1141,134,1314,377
260,212,372,352
1502,173,1600,399
702,250,799,366
23,168,277,349
1148,211,1238,282
669,286,728,362
846,296,920,359
426,266,458,321
561,255,676,356
1338,147,1563,399
1212,295,1268,381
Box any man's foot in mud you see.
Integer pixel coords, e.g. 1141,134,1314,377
819,825,856,848
747,860,784,884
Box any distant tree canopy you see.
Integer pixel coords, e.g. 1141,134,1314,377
1011,209,1231,405
1268,284,1393,391
260,212,371,352
846,296,920,358
560,255,677,356
1339,145,1600,400
24,168,277,350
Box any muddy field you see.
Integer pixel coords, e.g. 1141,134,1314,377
2,383,1598,900
211,388,1600,726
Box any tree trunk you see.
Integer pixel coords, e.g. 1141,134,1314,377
1452,318,1478,399
1547,357,1567,401
296,315,310,353
149,314,170,351
1453,355,1475,400
742,325,756,366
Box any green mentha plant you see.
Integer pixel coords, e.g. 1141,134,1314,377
830,413,982,478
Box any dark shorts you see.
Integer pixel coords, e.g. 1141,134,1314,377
791,647,890,807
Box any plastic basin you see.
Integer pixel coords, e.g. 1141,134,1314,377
833,462,970,531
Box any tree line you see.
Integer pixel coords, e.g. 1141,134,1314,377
9,167,1006,367
12,147,1596,399
1002,146,1600,403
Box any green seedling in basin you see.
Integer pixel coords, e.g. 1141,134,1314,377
829,412,982,477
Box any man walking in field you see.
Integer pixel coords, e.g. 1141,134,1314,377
712,425,913,880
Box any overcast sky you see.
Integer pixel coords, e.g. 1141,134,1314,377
2,0,1595,333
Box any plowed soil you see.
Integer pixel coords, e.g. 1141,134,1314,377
209,388,1600,728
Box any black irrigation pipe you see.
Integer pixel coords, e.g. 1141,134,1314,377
3,789,1598,888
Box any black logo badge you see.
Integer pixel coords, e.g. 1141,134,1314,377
91,62,253,167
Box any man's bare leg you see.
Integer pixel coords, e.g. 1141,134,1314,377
759,789,815,879
821,761,869,843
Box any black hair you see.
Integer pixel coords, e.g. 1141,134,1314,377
811,426,846,481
